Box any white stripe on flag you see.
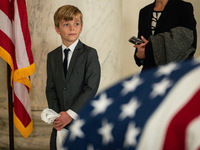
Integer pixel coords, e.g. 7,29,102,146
137,66,200,150
186,116,200,150
0,10,14,43
14,82,31,116
13,0,30,69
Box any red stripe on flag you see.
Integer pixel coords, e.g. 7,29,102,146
0,0,12,20
163,88,200,150
14,93,31,127
15,0,34,64
0,31,17,72
0,30,15,59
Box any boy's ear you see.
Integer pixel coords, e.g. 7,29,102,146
55,26,60,34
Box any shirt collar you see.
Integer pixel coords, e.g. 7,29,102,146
62,39,79,53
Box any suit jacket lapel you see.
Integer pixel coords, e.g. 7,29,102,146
65,40,83,83
154,0,174,34
143,3,154,37
147,5,154,35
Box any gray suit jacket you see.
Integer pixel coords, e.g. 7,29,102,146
46,40,101,149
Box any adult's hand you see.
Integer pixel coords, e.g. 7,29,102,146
134,36,148,59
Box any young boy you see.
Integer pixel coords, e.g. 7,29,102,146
46,5,101,149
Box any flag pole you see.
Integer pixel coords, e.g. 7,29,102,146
7,64,14,150
8,0,14,148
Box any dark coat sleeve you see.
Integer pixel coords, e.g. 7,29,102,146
179,2,197,49
46,52,61,113
69,48,101,113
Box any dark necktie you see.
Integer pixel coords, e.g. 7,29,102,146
63,49,70,77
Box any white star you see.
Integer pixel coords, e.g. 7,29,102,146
155,63,179,77
87,144,94,150
91,93,113,116
192,57,200,64
123,122,140,148
121,75,143,95
150,78,173,98
98,119,114,145
69,119,85,141
119,97,141,120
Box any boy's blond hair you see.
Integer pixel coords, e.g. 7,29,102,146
54,5,83,28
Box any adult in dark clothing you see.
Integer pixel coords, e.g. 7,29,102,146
134,0,197,71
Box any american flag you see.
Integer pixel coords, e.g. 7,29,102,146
63,59,200,150
0,0,35,137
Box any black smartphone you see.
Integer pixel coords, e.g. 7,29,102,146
129,36,144,45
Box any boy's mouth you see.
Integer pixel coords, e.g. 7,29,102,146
69,33,76,36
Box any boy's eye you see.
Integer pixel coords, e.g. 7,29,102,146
64,24,69,26
75,23,80,26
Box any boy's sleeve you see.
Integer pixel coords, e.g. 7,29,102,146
71,49,101,113
46,53,60,113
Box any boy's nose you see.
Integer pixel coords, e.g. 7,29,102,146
70,25,74,30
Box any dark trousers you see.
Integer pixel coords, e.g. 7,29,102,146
50,128,57,150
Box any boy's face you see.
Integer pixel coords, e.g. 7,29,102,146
55,16,82,47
